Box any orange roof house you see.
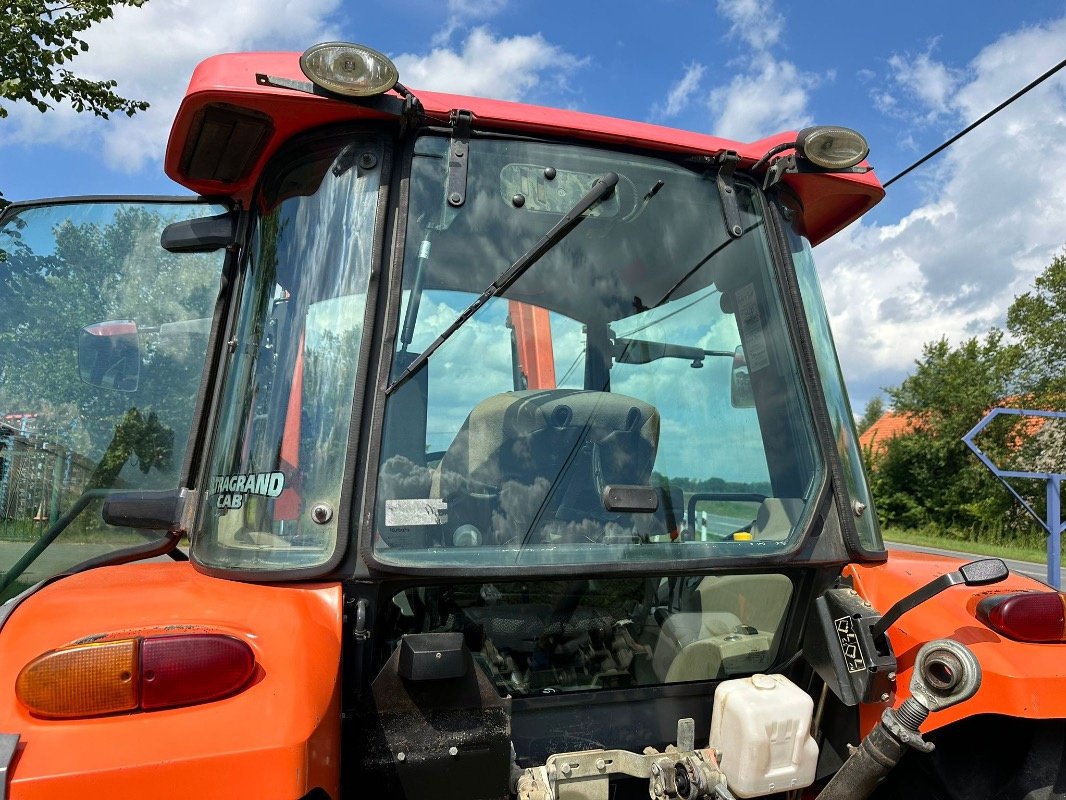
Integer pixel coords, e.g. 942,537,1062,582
859,411,916,458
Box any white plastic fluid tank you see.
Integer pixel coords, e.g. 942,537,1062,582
708,673,819,798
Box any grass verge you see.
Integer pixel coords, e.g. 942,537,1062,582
883,525,1064,566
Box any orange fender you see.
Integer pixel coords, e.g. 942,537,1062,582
0,562,342,799
846,548,1066,736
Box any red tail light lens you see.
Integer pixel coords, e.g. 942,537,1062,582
17,634,256,718
977,592,1066,642
141,634,256,710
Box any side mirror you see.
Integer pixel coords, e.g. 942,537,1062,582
78,320,141,392
730,346,754,408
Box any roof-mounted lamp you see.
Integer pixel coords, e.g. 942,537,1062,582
794,126,870,169
299,42,400,97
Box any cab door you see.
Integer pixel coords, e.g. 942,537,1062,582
0,197,230,599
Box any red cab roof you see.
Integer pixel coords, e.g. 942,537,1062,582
165,51,883,244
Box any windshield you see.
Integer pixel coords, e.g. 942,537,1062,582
0,200,226,601
192,132,384,573
374,135,821,569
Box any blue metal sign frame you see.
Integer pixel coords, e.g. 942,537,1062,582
963,407,1066,588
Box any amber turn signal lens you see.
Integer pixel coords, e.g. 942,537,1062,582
15,639,139,719
977,592,1066,643
16,634,256,719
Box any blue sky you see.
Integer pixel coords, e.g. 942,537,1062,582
3,0,1066,411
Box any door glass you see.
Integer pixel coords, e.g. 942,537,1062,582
0,200,227,600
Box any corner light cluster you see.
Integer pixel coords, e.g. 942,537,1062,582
15,634,255,719
300,42,399,98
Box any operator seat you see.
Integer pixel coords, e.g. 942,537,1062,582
654,573,794,682
434,389,661,543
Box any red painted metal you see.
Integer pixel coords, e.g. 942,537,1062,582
165,51,883,244
508,300,557,390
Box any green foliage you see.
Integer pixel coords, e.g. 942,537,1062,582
871,332,1021,532
871,248,1066,543
857,395,884,434
0,203,221,530
652,472,771,497
0,0,149,120
1007,250,1066,398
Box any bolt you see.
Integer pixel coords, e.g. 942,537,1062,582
544,167,557,180
596,759,606,771
358,152,377,169
880,693,890,702
311,503,333,524
449,746,459,757
561,763,571,776
512,194,526,208
731,225,743,236
396,752,406,762
888,671,897,681
853,500,867,517
435,652,443,659
652,764,661,777
449,192,463,205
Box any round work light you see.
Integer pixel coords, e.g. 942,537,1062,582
299,42,400,97
794,126,870,169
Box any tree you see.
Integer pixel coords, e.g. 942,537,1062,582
871,333,1022,531
0,0,149,120
857,396,884,434
1007,250,1066,400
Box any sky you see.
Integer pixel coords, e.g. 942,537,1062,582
3,0,1066,413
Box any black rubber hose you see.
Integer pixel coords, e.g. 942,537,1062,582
815,721,910,800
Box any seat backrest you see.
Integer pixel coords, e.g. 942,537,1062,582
749,497,805,541
433,389,660,542
437,389,660,495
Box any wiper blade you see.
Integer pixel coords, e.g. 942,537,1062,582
386,172,619,394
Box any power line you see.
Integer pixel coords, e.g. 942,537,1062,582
884,54,1066,189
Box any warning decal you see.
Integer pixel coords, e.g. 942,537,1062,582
834,615,867,673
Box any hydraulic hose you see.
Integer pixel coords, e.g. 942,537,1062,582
815,639,981,800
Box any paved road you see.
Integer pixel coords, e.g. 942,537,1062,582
0,540,180,592
886,540,1054,585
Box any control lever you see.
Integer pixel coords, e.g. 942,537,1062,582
872,558,1008,640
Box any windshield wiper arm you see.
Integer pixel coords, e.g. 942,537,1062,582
386,172,619,394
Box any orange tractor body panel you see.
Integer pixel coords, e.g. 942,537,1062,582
0,562,342,799
849,549,1066,735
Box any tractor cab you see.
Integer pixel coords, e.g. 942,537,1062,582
9,42,1038,800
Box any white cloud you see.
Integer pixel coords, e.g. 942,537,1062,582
432,0,510,47
885,44,962,122
653,63,706,119
708,56,817,141
716,0,783,52
816,16,1066,404
393,28,585,102
704,0,820,141
0,0,344,173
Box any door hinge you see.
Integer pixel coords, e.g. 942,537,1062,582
716,151,744,238
446,109,474,208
